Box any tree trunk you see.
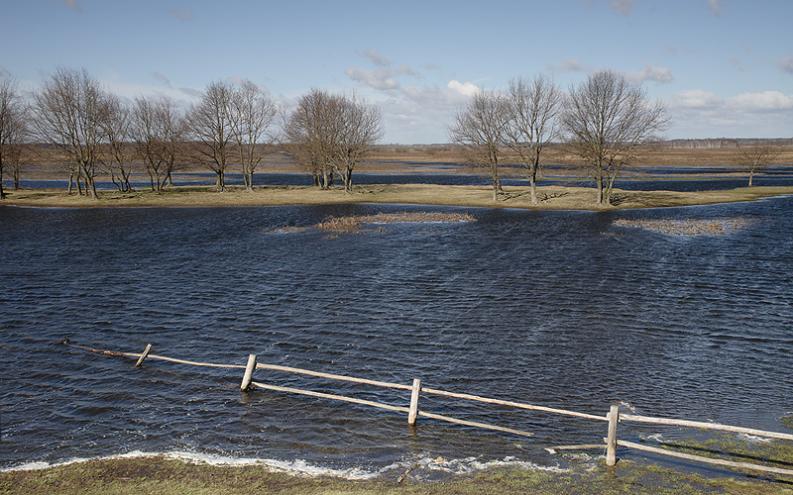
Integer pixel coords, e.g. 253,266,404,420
216,170,225,192
13,167,20,190
344,167,353,193
68,171,75,195
0,166,5,199
491,162,501,200
245,171,254,191
748,170,754,187
596,174,604,205
528,175,537,205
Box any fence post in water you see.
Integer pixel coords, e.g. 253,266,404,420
241,354,257,391
408,378,421,426
134,344,152,368
606,404,620,466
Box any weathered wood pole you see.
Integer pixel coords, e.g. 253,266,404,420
408,378,421,425
134,344,152,368
240,354,257,391
606,404,620,466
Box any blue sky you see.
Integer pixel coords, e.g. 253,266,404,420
2,0,792,143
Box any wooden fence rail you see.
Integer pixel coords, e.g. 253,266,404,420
64,340,793,478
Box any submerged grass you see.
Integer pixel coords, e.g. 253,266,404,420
2,456,792,495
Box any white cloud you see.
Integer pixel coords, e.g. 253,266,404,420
346,67,400,91
345,51,418,91
552,58,587,72
727,91,793,111
674,90,722,109
610,0,634,15
707,0,721,16
447,80,480,97
629,65,674,84
363,49,390,67
779,56,793,75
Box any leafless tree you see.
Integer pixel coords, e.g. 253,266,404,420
98,93,134,192
130,96,183,191
286,90,380,192
31,68,106,199
450,90,510,201
286,89,338,189
332,95,381,192
229,80,277,190
187,81,235,192
736,142,780,187
157,98,185,188
0,77,27,199
561,71,667,206
503,76,562,204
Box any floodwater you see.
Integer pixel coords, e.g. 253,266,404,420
1,189,792,478
7,163,793,192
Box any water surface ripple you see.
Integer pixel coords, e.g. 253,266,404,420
1,194,792,475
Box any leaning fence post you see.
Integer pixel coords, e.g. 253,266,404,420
134,343,152,368
241,354,257,391
606,404,620,466
408,378,421,426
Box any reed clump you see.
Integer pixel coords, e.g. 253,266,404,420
316,212,476,233
613,218,752,236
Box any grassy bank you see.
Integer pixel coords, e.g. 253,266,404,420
2,184,793,210
2,455,791,495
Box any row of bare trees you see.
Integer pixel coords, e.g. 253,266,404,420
451,71,668,206
285,89,382,192
1,69,278,199
0,78,27,200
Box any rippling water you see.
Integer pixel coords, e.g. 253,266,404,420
8,165,793,192
1,193,792,477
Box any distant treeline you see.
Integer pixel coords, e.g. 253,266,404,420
1,68,790,203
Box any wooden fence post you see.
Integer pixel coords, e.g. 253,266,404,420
135,344,152,368
241,354,257,391
408,378,421,425
606,404,620,466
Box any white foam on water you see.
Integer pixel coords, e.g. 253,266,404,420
2,450,568,481
737,433,772,443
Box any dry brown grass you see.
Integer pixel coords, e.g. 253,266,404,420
2,184,793,211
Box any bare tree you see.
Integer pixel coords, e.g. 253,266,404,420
0,77,27,199
99,93,134,192
130,96,183,191
286,89,338,189
503,76,561,204
450,90,509,201
737,142,780,187
286,90,380,192
561,71,667,206
187,81,235,192
229,80,277,190
31,68,106,199
332,95,381,192
157,98,185,188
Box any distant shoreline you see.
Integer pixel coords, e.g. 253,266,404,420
2,184,793,211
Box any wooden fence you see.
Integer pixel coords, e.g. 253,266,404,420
66,340,793,478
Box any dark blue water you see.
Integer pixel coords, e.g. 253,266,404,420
1,194,792,477
6,167,793,192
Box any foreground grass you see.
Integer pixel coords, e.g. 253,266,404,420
2,456,791,495
2,184,793,210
